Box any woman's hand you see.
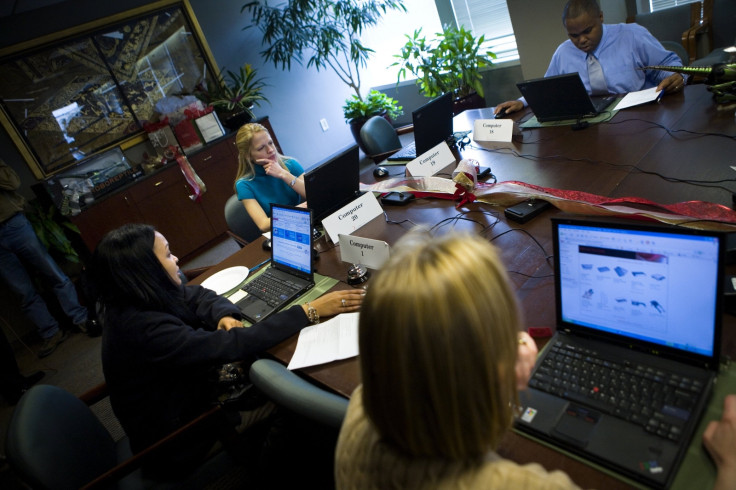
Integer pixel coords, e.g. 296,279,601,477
302,289,366,320
515,331,538,390
260,159,289,180
218,316,244,331
703,395,736,490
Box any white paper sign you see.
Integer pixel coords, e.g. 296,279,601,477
338,234,390,269
406,141,455,177
472,119,514,143
321,191,384,244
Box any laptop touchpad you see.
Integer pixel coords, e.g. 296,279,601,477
552,403,601,447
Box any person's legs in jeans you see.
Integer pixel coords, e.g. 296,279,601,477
0,214,87,339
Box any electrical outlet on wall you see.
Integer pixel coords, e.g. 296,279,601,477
320,118,329,132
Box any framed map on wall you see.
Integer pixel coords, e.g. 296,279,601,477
0,0,218,179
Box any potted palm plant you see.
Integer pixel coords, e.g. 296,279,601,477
198,64,270,131
393,25,496,114
242,0,405,146
342,90,403,152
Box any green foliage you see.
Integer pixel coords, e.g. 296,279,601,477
200,64,269,119
342,90,403,123
392,25,496,98
25,201,81,264
242,0,406,117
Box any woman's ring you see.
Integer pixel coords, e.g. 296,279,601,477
342,299,347,307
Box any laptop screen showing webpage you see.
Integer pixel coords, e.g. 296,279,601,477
271,204,313,275
554,220,721,360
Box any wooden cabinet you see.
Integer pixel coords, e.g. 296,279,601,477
70,116,279,260
71,190,143,253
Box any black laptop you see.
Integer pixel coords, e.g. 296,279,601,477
515,216,723,489
516,73,617,122
388,91,454,161
235,203,314,323
304,144,360,224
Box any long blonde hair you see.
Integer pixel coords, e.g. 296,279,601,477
359,231,520,460
233,123,289,186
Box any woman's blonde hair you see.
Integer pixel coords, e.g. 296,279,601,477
359,230,520,460
233,123,289,185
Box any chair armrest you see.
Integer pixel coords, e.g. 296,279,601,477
227,230,250,248
182,266,212,282
81,404,225,489
249,359,349,429
79,382,109,406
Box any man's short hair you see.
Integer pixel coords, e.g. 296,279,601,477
562,0,601,24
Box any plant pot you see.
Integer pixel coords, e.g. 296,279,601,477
221,111,253,132
453,92,486,115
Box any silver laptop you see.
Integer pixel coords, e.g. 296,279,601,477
517,73,616,122
515,216,723,489
235,204,314,323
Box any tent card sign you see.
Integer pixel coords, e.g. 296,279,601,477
406,141,456,177
321,191,384,244
338,234,390,270
472,119,515,149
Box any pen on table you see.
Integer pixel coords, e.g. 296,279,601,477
249,258,270,273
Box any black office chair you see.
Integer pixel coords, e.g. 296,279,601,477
224,194,262,247
359,116,413,164
249,359,348,429
5,384,236,490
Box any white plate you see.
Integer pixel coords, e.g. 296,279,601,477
200,266,250,296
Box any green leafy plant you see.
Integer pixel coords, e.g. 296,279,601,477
200,64,269,119
242,0,405,121
393,25,496,99
342,90,403,123
25,201,81,264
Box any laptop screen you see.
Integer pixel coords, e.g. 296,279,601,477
413,91,454,155
270,204,313,275
553,218,722,360
304,145,360,223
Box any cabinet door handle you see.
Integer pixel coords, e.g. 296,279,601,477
154,181,164,187
124,196,129,205
203,155,212,161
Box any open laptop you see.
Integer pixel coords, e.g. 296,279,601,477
304,144,360,224
515,216,723,489
388,91,454,161
235,203,314,323
516,73,617,122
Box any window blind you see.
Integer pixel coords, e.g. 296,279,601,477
450,0,519,62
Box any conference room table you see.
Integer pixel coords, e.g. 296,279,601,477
194,83,736,489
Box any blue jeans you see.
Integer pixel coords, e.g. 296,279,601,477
0,213,87,339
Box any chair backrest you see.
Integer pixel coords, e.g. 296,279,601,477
5,384,118,490
660,40,689,66
634,2,700,52
710,0,736,48
359,116,402,157
224,194,262,244
249,359,349,429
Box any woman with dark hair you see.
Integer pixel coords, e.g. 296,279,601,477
92,223,363,478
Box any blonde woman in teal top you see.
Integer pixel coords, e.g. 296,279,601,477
234,123,306,232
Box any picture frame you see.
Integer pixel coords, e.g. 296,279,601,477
0,0,219,179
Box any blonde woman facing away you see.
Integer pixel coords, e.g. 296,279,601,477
234,123,307,232
335,231,582,489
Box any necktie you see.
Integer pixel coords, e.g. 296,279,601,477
587,54,608,95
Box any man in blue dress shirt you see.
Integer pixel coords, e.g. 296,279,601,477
495,0,686,116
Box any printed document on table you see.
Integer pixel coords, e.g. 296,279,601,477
287,312,359,370
614,87,661,110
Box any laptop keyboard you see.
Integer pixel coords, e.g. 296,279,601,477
242,269,302,307
529,340,702,442
387,141,416,160
592,95,617,112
